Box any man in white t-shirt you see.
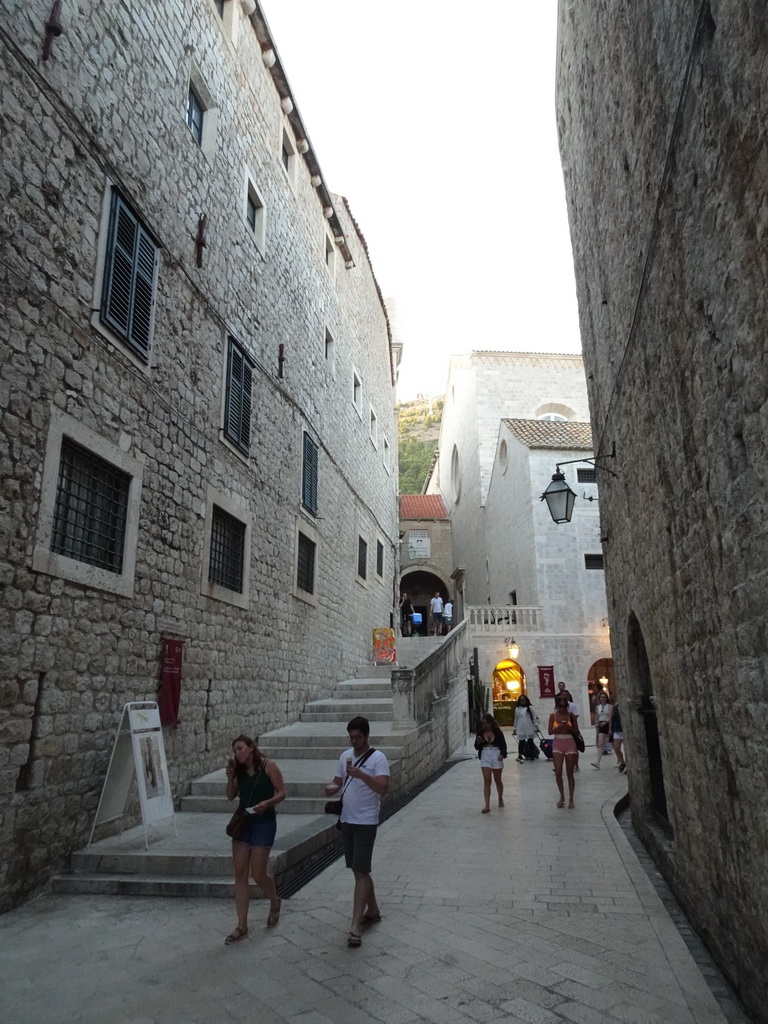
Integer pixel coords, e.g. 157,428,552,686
443,600,453,632
429,592,444,635
324,716,390,948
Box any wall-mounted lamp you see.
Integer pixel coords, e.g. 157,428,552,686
598,675,609,687
541,445,617,524
504,637,519,660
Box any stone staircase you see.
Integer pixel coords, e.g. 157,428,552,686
52,657,436,897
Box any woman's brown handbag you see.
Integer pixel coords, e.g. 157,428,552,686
226,808,247,840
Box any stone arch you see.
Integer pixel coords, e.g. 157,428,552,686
399,567,451,636
534,402,576,421
491,658,527,725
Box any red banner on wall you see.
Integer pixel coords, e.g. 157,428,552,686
159,639,183,727
538,665,555,699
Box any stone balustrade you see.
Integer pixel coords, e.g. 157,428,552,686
391,622,469,729
466,605,542,632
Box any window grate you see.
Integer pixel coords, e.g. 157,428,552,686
187,87,204,145
51,437,130,574
584,553,604,570
357,537,367,580
376,540,384,577
297,532,316,594
577,467,597,484
209,505,246,592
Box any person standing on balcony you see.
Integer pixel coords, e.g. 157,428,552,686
324,716,390,949
429,591,444,635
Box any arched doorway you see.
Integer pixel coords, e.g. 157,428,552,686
587,658,615,723
491,658,526,725
399,569,448,636
628,612,669,826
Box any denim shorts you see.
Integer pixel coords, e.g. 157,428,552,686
239,815,277,849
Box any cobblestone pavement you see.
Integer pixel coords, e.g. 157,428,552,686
0,748,743,1024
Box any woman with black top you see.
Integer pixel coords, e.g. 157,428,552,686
399,592,413,636
474,713,507,813
224,734,286,943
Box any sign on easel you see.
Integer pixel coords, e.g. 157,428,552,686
89,701,176,849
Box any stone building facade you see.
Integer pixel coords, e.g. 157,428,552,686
557,3,768,1019
398,494,453,633
0,0,398,908
426,352,610,707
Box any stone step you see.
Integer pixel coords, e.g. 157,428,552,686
302,697,393,717
332,683,392,698
181,794,329,815
353,664,394,679
260,744,404,761
300,710,392,722
52,812,338,897
259,722,410,745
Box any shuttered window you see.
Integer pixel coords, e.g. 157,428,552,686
302,432,318,516
224,339,254,454
376,540,384,577
357,537,367,580
101,192,158,361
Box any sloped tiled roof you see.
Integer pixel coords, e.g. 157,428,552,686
503,419,593,450
400,494,448,520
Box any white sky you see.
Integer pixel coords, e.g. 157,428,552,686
261,0,583,402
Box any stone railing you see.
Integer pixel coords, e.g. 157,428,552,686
391,621,469,729
466,605,541,633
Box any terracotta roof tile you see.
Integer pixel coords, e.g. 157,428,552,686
400,494,448,519
503,419,593,449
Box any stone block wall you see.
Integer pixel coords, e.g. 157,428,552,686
557,2,768,1019
0,0,397,908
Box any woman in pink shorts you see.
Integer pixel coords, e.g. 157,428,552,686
548,694,582,808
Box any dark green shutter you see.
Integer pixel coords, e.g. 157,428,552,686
102,194,157,361
225,340,253,454
302,432,318,516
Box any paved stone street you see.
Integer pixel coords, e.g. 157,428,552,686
0,746,736,1024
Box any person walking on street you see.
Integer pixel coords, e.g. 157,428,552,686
513,694,539,762
592,692,613,769
549,695,582,809
474,713,507,812
224,735,286,943
555,681,581,770
443,599,453,633
611,702,627,772
429,592,444,635
399,592,413,637
324,716,390,948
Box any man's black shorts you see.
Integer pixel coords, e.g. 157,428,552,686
341,822,378,873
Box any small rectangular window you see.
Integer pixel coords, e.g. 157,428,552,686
186,87,204,145
280,128,296,182
376,540,384,578
383,436,390,473
577,468,597,484
584,554,604,570
352,370,362,415
325,232,336,278
357,537,367,580
51,437,131,574
302,432,318,516
296,532,316,594
224,338,254,454
245,178,266,253
214,0,225,16
100,192,159,362
369,408,378,447
209,505,246,592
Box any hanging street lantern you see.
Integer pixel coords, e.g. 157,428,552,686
541,470,577,524
505,637,519,660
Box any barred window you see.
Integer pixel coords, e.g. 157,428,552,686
357,536,367,580
51,437,131,574
376,540,384,578
584,553,604,570
224,339,254,454
209,505,246,592
302,432,318,516
577,467,597,484
296,532,316,594
101,192,159,361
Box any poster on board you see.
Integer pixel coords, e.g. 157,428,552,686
89,701,175,848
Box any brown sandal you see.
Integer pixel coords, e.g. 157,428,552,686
225,925,248,945
347,931,362,947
